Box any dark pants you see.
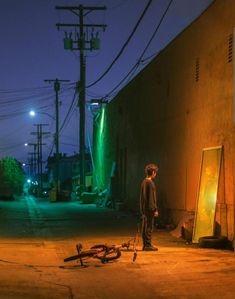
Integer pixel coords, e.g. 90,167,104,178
141,213,154,248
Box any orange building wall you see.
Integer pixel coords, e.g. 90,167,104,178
93,0,235,240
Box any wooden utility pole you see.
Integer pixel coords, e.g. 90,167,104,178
28,143,38,181
55,5,106,192
31,124,50,195
44,78,70,198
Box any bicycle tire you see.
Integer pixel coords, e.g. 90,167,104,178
99,248,122,262
64,245,122,263
90,244,109,251
89,244,121,262
90,244,121,258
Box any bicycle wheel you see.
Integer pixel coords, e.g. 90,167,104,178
90,244,109,251
96,247,122,263
90,244,120,259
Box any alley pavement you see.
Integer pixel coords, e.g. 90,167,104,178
0,195,235,299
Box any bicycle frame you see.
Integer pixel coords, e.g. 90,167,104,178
64,243,121,266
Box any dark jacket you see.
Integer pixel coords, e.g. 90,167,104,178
140,178,157,215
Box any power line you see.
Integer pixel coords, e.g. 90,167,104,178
87,0,153,88
140,50,162,64
0,84,73,105
103,0,174,100
105,63,140,100
0,82,72,93
59,88,77,133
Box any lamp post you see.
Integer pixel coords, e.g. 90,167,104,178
29,110,55,120
88,99,108,115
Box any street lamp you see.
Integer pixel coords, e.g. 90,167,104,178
89,99,108,106
29,110,55,120
29,110,36,117
88,99,108,118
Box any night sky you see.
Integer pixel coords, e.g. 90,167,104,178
0,0,213,168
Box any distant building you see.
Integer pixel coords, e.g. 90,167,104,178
46,153,92,191
93,0,235,241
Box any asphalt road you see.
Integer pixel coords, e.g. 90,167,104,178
0,195,235,299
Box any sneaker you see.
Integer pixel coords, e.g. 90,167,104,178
143,246,158,251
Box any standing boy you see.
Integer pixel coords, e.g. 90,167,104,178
140,164,159,251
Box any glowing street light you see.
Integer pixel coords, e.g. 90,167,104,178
29,110,36,117
89,99,108,106
29,110,55,120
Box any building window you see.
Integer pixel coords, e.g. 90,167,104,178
228,33,233,63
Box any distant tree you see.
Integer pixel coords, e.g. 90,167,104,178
0,157,25,197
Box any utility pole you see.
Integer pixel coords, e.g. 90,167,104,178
55,5,107,192
28,143,38,181
31,124,50,195
44,78,70,199
27,154,34,179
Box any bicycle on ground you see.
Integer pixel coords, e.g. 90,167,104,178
64,237,139,267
